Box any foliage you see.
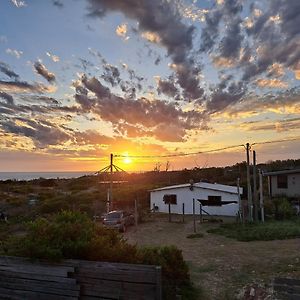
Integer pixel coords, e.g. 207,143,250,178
137,246,195,299
207,219,300,241
3,211,197,299
273,197,297,220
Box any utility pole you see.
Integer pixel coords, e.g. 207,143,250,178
110,153,113,211
253,150,258,221
237,177,243,223
259,169,265,223
246,143,253,221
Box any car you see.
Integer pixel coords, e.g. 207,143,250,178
103,210,135,232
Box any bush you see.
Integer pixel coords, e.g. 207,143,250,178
138,246,193,299
3,211,197,299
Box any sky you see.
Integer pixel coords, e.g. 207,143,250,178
0,0,299,172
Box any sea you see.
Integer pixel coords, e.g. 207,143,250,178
0,172,95,181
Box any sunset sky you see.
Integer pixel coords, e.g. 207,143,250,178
0,0,299,172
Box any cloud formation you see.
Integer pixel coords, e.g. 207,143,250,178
75,74,208,141
0,61,20,80
34,61,56,83
86,0,204,101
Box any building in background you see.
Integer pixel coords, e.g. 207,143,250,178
264,169,300,199
150,182,243,217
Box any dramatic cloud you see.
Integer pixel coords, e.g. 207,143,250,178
0,91,14,104
33,61,56,83
0,61,19,80
156,76,179,98
0,117,71,148
224,87,300,117
75,74,208,141
86,0,204,101
241,118,300,133
0,80,55,94
256,78,288,89
101,64,121,87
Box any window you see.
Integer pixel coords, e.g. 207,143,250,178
163,194,177,205
207,196,222,206
277,175,288,189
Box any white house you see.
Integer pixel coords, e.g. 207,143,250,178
150,182,243,217
264,169,300,198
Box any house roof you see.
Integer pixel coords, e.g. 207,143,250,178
263,168,300,176
150,182,243,194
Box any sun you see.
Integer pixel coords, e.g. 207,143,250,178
123,157,132,164
123,156,132,164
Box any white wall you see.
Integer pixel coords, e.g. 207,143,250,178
150,187,239,216
270,173,300,197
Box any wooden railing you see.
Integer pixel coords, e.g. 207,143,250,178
0,256,162,300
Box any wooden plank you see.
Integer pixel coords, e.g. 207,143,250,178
0,287,78,300
0,276,79,291
0,281,80,297
76,277,156,293
68,259,158,271
155,266,162,300
0,257,75,272
75,268,156,283
80,283,155,300
0,270,77,284
0,263,74,277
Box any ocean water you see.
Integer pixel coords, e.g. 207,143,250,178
0,172,95,181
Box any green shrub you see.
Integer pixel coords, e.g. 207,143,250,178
3,211,197,299
138,246,194,299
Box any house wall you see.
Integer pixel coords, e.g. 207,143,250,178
150,187,239,216
270,173,300,198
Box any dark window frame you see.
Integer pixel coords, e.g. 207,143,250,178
277,175,288,189
207,195,222,206
163,194,177,205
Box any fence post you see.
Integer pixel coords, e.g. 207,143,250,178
182,203,185,223
193,198,196,233
200,203,203,223
168,203,171,222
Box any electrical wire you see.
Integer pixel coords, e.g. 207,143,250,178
114,144,244,158
114,136,300,159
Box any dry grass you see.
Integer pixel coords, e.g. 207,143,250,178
125,214,300,299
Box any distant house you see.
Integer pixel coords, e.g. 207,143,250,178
150,182,243,217
264,169,300,199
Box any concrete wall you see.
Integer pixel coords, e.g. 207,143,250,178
270,173,300,198
150,187,239,216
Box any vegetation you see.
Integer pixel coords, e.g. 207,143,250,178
207,219,300,241
2,211,197,299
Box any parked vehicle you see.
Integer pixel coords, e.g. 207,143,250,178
103,210,134,232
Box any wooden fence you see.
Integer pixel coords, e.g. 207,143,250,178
0,256,161,300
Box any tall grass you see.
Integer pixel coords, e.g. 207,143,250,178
207,219,300,241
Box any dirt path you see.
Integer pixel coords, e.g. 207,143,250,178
125,215,300,299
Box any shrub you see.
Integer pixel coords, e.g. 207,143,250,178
138,246,193,299
3,211,197,299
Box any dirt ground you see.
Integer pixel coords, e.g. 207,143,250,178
125,214,300,299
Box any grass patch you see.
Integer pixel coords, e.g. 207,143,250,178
187,233,204,239
207,219,300,241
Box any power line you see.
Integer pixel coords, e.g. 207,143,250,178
114,136,300,159
252,136,300,146
114,144,244,159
